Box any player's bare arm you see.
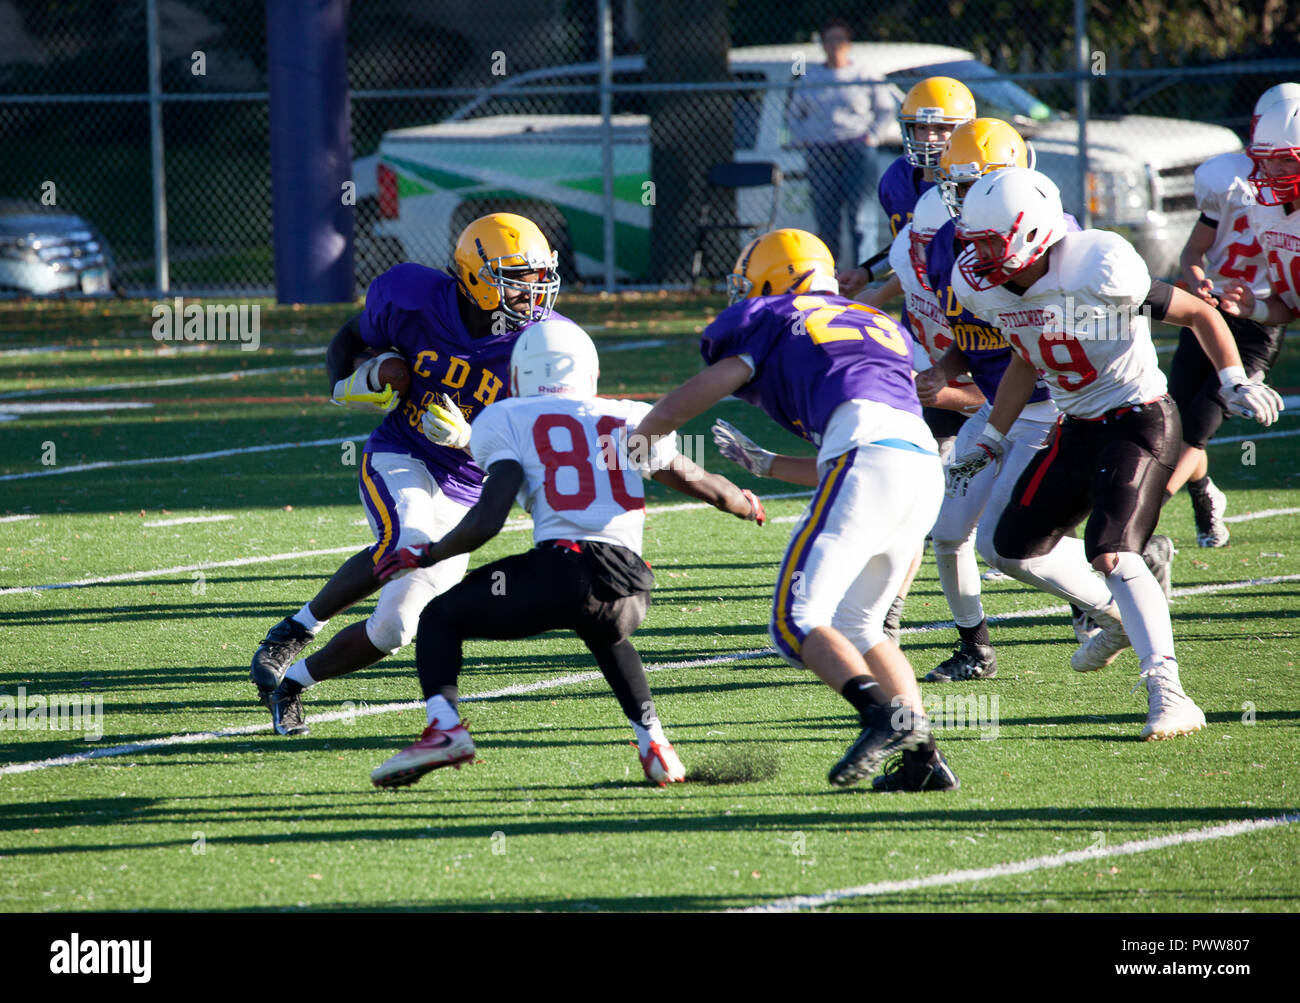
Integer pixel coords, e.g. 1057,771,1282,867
1220,279,1297,325
636,355,753,444
650,454,765,521
1178,219,1219,304
915,341,970,404
986,351,1039,437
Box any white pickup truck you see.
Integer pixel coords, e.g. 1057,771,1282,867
362,42,1243,283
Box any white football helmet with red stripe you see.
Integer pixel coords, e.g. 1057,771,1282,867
1248,98,1300,207
956,167,1065,290
509,318,600,398
1252,83,1300,138
908,186,949,291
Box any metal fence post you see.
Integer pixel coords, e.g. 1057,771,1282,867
598,0,616,291
146,0,169,293
1074,0,1091,230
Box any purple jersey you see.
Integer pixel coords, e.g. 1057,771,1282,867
923,214,1080,405
360,263,567,506
878,155,935,239
701,293,922,446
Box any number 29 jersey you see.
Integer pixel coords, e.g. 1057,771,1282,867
469,395,677,556
700,293,923,447
952,230,1166,419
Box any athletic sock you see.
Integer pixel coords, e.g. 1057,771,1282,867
841,676,888,718
285,659,317,690
1160,489,1173,509
1187,475,1213,503
292,602,326,635
630,717,668,757
425,694,460,729
956,618,991,648
1104,552,1176,667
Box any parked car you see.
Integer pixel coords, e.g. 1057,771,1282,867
0,201,116,295
361,43,1243,283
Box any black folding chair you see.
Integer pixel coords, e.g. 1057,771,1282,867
691,160,784,281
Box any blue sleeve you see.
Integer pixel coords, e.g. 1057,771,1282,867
359,269,396,350
700,300,777,380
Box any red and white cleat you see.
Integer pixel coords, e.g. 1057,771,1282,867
371,719,476,788
638,741,686,786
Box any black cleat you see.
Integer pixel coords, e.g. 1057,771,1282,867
872,748,960,792
883,595,905,644
269,679,310,736
924,641,997,682
250,616,315,706
828,703,931,788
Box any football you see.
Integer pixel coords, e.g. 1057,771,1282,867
354,348,411,398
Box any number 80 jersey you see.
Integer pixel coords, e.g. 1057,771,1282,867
469,395,678,556
952,230,1167,419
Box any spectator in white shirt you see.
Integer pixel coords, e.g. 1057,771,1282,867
788,18,895,264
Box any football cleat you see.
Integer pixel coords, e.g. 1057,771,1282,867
1192,481,1230,548
925,640,997,682
639,741,686,786
1138,663,1207,740
829,703,931,788
371,719,477,788
268,680,310,737
1070,604,1131,672
883,596,905,645
250,616,316,706
871,748,960,792
1142,534,1176,599
1071,606,1101,644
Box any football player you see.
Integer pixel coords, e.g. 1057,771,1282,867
839,76,977,299
915,118,1128,683
637,228,959,793
251,212,563,735
949,167,1281,739
1220,98,1300,350
366,319,765,788
1162,84,1298,547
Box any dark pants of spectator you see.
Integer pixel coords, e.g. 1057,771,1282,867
805,141,875,265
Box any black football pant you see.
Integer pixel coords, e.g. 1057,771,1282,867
414,544,654,723
994,396,1181,562
1168,309,1284,448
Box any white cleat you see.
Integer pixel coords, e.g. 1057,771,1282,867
1139,663,1207,740
1072,610,1101,645
1070,604,1131,672
1194,482,1230,548
371,719,476,788
639,741,686,786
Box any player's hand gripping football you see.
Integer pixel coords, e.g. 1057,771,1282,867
945,429,1005,497
712,419,775,477
1221,370,1285,427
420,393,472,449
374,543,434,583
331,352,402,414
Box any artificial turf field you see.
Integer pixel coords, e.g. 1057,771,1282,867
0,295,1297,914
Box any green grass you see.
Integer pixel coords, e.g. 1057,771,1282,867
0,295,1298,913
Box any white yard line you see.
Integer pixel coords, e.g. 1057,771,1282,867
1,570,1296,775
600,339,667,353
0,364,306,400
738,813,1300,913
141,514,235,527
0,401,152,414
1208,426,1300,446
0,514,36,523
1224,506,1300,524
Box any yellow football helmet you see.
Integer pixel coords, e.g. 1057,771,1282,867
898,77,977,169
935,118,1030,217
727,229,836,306
452,212,559,328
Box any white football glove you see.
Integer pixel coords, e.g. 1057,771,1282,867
945,429,1005,498
331,352,402,414
712,419,775,477
420,393,471,449
1220,369,1284,427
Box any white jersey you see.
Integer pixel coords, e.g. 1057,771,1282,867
889,225,976,395
1245,195,1300,315
1193,152,1270,299
469,395,678,555
953,230,1166,419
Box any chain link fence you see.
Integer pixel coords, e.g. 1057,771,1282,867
1,0,1297,298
